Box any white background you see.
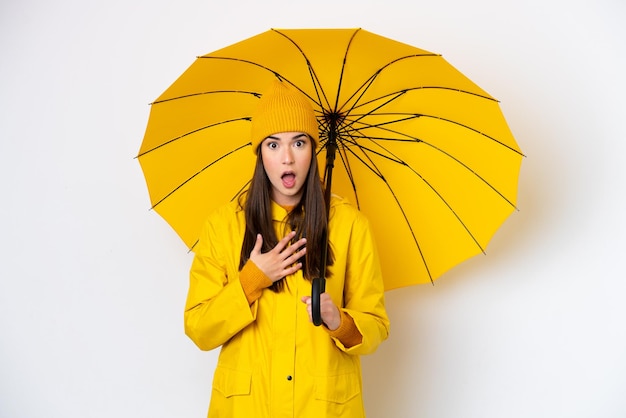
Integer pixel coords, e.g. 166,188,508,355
1,0,625,417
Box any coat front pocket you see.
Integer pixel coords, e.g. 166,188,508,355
212,365,252,398
314,371,361,404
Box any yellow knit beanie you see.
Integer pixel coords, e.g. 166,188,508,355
250,80,319,153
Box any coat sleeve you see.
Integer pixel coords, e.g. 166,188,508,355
184,210,257,351
333,211,390,356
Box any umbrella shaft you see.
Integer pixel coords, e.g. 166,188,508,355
323,116,339,214
323,141,337,214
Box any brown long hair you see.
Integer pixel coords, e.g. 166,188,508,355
238,138,333,292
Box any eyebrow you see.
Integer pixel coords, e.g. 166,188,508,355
266,133,309,141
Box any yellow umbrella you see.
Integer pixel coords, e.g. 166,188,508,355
138,28,523,292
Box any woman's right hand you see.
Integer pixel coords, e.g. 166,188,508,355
249,231,307,283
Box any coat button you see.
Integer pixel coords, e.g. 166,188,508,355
287,375,293,381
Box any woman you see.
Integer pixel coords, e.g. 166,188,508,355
184,80,389,418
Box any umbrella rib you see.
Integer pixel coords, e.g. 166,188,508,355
150,90,260,105
344,54,496,112
353,110,523,157
353,86,499,117
417,113,523,156
340,92,522,204
339,68,498,133
343,136,487,258
136,118,251,158
322,141,361,207
150,143,250,210
347,88,505,147
347,117,519,209
333,28,361,112
336,141,435,283
200,54,328,111
336,53,440,114
188,179,251,253
343,90,407,130
270,29,333,111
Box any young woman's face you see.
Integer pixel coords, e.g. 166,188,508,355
260,132,313,206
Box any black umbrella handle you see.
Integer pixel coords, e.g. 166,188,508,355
311,220,329,327
311,276,326,326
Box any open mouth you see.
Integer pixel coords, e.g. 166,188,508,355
281,171,296,188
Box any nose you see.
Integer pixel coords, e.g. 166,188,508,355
282,147,294,164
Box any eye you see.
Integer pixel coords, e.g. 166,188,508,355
294,139,306,148
267,141,278,150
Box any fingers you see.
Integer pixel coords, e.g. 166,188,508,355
300,293,340,330
319,293,341,331
301,296,312,319
252,234,263,255
273,232,306,267
249,231,307,283
251,231,305,258
283,243,307,267
276,230,297,250
275,231,306,257
282,260,303,277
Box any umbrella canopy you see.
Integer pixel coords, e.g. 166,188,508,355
138,28,523,291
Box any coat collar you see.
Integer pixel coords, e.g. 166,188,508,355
270,194,349,222
271,200,290,222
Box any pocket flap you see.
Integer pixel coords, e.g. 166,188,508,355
212,365,252,398
315,372,361,404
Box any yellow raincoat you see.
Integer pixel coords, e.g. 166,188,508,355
185,195,389,418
